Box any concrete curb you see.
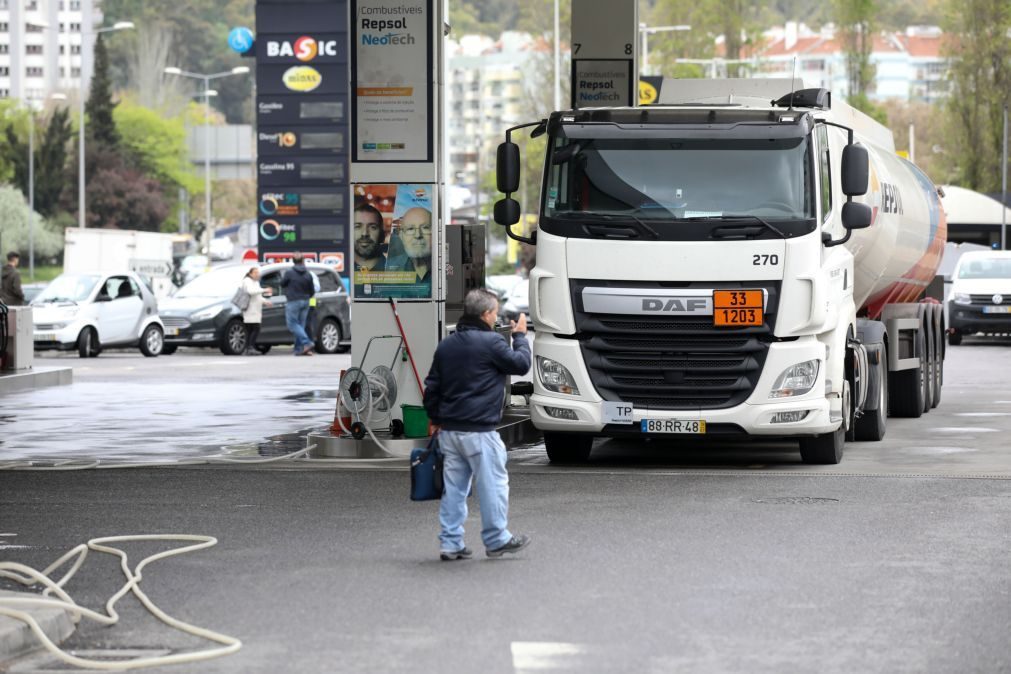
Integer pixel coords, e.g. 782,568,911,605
0,590,76,667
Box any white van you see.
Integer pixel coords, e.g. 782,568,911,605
947,251,1011,345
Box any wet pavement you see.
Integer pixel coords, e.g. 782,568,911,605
0,350,347,462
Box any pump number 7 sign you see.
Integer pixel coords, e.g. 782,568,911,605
713,290,764,327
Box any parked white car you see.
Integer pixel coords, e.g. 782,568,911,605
31,272,165,357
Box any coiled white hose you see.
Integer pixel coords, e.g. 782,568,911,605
0,534,240,670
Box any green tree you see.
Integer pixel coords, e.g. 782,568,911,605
114,99,202,196
942,0,1011,192
0,107,74,218
86,35,120,148
834,0,877,99
0,185,64,259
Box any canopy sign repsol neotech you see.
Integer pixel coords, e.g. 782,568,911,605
255,0,350,273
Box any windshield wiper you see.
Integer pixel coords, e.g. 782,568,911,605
552,211,659,239
680,214,789,239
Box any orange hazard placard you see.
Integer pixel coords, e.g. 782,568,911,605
713,290,764,327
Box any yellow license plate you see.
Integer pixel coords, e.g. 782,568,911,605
713,290,764,327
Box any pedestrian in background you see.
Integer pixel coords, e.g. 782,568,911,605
281,253,315,356
423,288,532,561
1,252,25,306
241,267,272,356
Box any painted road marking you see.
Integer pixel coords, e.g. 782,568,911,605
511,642,585,672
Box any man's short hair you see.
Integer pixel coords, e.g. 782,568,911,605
292,252,304,264
354,200,386,243
6,252,19,262
464,288,498,318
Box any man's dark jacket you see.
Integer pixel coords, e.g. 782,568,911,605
1,263,24,306
423,316,531,432
281,264,315,301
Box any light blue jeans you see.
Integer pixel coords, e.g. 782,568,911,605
284,298,311,353
438,430,512,553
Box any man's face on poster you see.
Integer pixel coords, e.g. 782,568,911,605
354,210,384,260
400,207,432,261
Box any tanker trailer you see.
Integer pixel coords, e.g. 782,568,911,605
491,80,947,464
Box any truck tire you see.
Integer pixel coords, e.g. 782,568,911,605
889,331,926,418
922,329,935,414
543,432,593,464
220,320,248,356
930,319,943,409
77,327,100,358
854,350,887,441
799,426,844,464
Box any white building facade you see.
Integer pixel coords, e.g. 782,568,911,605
0,0,101,106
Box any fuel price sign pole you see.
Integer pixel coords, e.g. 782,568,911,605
570,0,638,109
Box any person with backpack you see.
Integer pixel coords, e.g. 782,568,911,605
239,267,272,356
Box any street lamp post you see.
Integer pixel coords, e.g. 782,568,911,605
79,21,135,230
638,24,691,76
164,66,250,250
21,93,67,281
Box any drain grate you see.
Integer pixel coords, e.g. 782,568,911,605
753,496,840,505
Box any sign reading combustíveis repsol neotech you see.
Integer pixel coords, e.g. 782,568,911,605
350,0,433,163
255,0,350,272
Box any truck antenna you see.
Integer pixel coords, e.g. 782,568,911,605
788,56,797,110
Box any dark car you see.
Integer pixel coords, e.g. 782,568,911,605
158,263,351,355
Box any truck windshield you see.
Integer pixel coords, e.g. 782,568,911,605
543,135,814,225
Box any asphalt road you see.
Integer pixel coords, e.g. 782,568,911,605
1,340,1010,673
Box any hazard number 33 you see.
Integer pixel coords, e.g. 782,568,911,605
641,419,706,434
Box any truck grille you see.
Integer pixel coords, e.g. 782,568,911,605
572,280,779,410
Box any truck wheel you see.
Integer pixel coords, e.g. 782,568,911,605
854,352,887,441
921,324,936,414
948,330,962,346
889,331,926,418
77,327,99,358
799,426,844,464
543,432,593,464
930,319,943,409
220,320,248,355
139,324,163,357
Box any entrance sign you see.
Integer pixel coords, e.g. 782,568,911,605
351,0,433,163
570,0,637,108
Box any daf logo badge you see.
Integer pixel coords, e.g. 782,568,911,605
994,294,1004,305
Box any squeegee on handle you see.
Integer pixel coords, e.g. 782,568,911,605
389,298,425,397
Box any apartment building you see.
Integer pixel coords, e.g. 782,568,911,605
0,0,100,106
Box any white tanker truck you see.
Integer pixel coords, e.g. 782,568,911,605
493,79,947,464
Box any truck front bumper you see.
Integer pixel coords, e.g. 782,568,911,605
530,334,838,437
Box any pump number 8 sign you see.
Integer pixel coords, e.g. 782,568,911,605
713,290,764,327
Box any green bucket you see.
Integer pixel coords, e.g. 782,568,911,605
400,404,430,438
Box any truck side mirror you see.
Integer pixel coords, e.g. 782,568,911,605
496,142,520,194
841,144,869,196
494,198,521,226
841,202,872,230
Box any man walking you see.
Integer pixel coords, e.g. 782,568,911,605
280,253,315,356
423,288,531,561
1,252,25,306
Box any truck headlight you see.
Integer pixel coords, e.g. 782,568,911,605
191,304,225,322
769,360,820,398
536,356,580,395
952,292,971,306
